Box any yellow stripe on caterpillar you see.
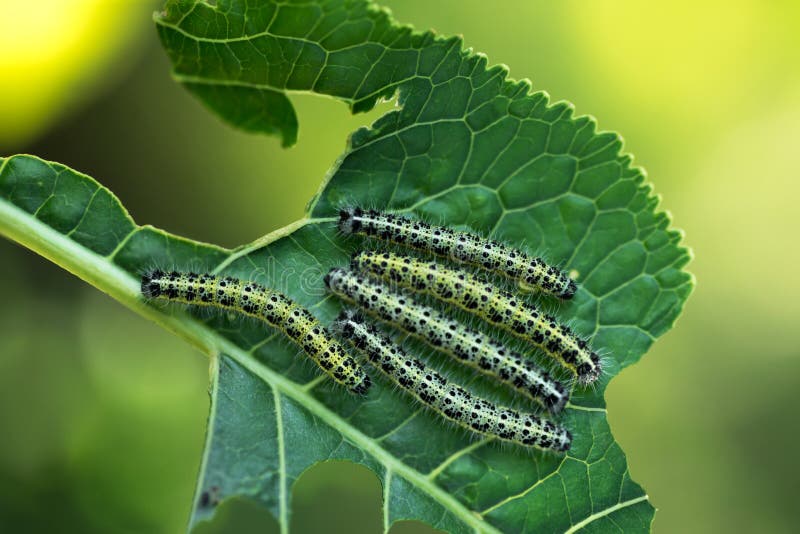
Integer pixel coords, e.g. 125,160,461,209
339,207,576,299
352,251,601,384
141,270,370,394
332,311,571,452
325,267,569,411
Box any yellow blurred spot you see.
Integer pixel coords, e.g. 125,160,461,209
0,0,149,149
683,89,800,335
569,1,800,127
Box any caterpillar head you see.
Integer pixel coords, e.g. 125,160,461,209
554,428,573,453
324,267,344,288
576,352,603,385
331,309,359,337
140,269,166,298
542,380,570,415
337,206,363,234
561,279,578,300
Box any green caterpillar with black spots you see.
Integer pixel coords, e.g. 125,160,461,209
351,251,602,384
141,270,371,394
324,267,569,412
338,207,577,299
332,311,571,452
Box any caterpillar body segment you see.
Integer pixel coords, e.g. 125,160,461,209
338,207,577,300
141,270,371,394
351,251,601,384
332,311,571,452
324,268,569,412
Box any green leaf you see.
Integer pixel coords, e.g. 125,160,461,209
1,1,693,532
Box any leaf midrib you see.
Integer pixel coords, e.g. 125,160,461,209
0,197,500,534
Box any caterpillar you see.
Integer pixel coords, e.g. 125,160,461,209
324,268,569,412
338,207,577,300
141,270,371,394
332,311,571,452
352,251,601,384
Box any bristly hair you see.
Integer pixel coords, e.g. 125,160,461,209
325,267,571,413
332,311,572,453
140,269,167,298
347,250,600,386
139,270,371,395
334,206,577,300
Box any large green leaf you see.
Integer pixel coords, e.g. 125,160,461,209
0,1,693,532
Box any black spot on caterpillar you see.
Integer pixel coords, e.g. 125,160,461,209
332,311,571,452
324,268,569,412
352,251,602,384
141,270,371,394
338,207,577,299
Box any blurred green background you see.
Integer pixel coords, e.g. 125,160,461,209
1,1,799,532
